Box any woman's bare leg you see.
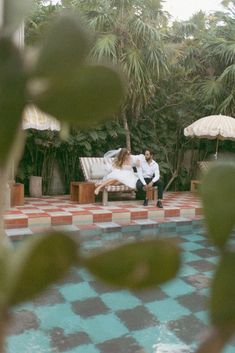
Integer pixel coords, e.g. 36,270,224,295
94,179,118,195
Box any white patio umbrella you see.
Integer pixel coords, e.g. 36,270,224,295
7,26,61,196
9,105,61,181
22,104,61,131
184,114,235,159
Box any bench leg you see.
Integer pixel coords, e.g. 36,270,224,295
102,189,108,206
147,187,158,203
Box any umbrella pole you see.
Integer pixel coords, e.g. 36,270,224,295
215,139,219,160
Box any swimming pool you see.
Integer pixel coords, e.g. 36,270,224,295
6,220,235,353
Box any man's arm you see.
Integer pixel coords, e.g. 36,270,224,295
132,155,147,186
152,162,160,183
136,164,147,186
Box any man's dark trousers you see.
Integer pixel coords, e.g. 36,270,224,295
136,178,163,199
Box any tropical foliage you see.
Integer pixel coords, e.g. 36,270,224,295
21,0,235,194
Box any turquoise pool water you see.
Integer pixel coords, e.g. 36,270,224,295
6,221,235,353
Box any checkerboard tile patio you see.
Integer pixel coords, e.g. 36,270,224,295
3,191,204,241
4,192,202,231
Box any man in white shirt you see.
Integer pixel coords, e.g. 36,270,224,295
136,148,163,208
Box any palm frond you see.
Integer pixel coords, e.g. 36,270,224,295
205,38,235,66
163,43,184,66
88,11,115,31
197,78,225,102
130,17,162,42
144,45,169,77
171,21,197,40
181,43,204,73
90,34,118,62
122,49,145,82
218,91,235,114
219,64,235,83
88,130,99,141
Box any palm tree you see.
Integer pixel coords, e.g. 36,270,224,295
62,0,169,150
197,1,235,115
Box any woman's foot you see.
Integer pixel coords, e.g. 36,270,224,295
94,186,101,195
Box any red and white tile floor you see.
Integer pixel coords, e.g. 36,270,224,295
4,192,203,239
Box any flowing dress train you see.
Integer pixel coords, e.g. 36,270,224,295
104,165,138,189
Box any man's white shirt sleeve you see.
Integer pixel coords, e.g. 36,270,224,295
131,154,146,185
152,162,160,183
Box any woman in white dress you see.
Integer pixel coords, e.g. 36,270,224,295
94,148,140,195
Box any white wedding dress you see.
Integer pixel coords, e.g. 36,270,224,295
104,164,138,189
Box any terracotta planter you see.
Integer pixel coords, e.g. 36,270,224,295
10,183,24,206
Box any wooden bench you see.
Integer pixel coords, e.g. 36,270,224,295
79,157,136,205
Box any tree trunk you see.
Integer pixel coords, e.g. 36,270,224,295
121,109,131,151
164,171,178,191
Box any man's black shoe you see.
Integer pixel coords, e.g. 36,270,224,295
143,199,148,206
156,200,163,208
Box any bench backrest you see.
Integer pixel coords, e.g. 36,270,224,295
79,157,113,181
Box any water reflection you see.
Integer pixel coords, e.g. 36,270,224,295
154,343,191,353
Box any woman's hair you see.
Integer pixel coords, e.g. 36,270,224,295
113,148,130,168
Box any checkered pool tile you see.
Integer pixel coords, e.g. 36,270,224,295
6,226,235,353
